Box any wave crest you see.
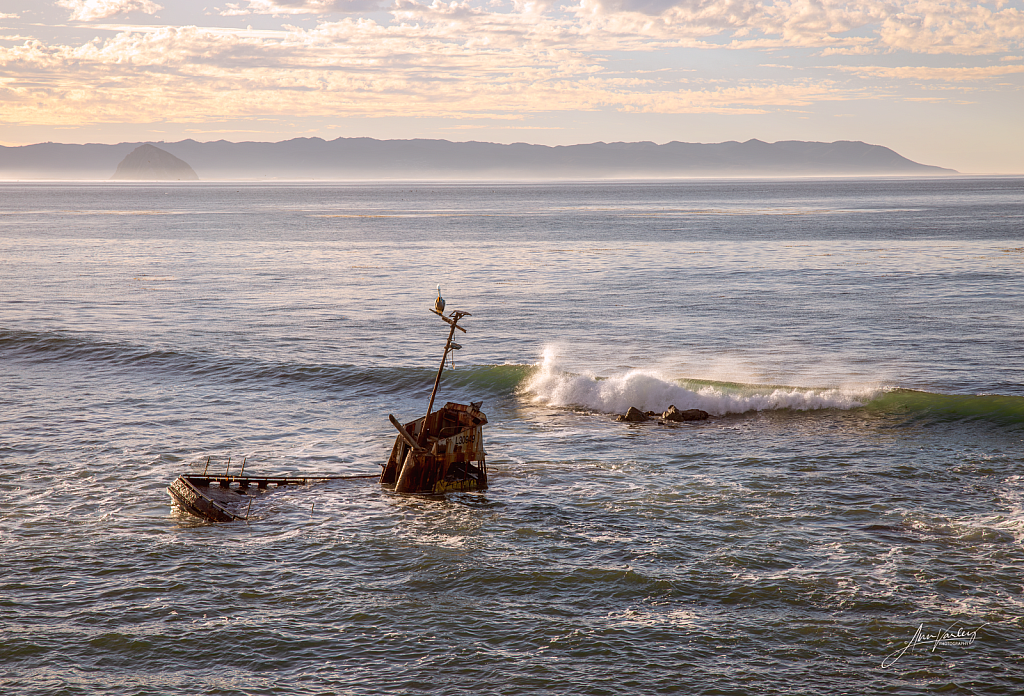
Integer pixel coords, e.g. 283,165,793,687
521,347,874,416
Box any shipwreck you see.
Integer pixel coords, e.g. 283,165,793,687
167,292,488,522
167,457,376,522
379,302,488,495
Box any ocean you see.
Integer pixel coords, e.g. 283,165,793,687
1,177,1022,694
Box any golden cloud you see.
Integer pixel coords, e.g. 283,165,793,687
57,0,164,22
1,0,1020,128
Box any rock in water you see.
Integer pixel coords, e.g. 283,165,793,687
616,406,649,422
111,144,199,180
662,405,710,422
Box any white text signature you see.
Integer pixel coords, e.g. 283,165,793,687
881,622,986,668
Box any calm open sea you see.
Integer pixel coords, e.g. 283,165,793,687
1,178,1023,694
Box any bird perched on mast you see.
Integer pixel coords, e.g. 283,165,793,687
434,284,446,315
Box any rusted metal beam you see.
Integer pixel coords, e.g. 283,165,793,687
390,414,426,452
431,308,467,333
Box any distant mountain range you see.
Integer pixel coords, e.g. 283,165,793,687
0,137,956,180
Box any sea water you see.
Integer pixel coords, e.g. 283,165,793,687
1,178,1022,694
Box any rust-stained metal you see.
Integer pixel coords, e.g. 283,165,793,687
167,473,377,522
380,307,488,495
168,300,488,520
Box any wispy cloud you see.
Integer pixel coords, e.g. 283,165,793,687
875,0,1024,54
57,0,164,21
219,0,385,15
0,16,863,127
0,0,1020,138
835,63,1024,81
563,0,1024,55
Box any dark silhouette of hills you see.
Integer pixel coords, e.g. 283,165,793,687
0,137,956,180
111,144,199,180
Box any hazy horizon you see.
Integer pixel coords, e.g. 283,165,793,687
0,133,1017,177
1,2,1022,174
0,138,962,180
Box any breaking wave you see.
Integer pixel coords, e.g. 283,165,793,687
8,329,1022,427
520,347,878,416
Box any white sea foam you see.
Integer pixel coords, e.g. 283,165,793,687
990,475,1024,545
522,346,876,416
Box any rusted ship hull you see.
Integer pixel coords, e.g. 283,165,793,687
168,475,250,521
380,401,488,495
168,474,372,522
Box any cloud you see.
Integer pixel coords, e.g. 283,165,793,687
46,0,1024,55
219,0,386,15
571,0,1024,54
820,43,880,56
876,0,1024,54
57,0,164,21
835,62,1024,81
0,0,1019,130
0,19,860,127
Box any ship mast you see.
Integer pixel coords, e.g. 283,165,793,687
420,308,469,445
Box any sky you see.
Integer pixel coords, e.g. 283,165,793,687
0,0,1022,173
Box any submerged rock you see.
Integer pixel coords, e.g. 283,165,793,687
111,144,199,180
662,405,709,422
616,405,710,423
616,406,649,422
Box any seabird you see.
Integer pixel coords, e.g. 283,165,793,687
435,284,445,314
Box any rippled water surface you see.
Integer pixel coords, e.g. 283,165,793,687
2,178,1023,694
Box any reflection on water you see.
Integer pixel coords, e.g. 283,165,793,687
1,179,1023,694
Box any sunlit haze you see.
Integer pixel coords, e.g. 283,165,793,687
1,0,1022,173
